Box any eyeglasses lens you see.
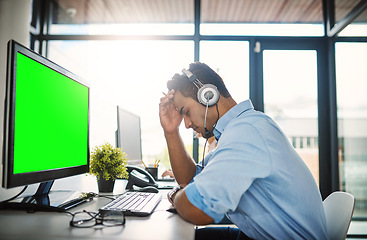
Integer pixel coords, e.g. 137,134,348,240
72,212,97,227
101,212,125,226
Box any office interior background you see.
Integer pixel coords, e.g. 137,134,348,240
0,0,366,236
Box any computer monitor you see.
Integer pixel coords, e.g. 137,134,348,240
115,106,143,166
1,40,90,211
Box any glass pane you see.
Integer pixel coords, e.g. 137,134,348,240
335,0,362,22
336,42,367,218
200,23,324,36
201,0,323,36
200,41,250,103
264,50,319,185
50,0,194,35
47,40,193,173
49,23,194,35
201,0,323,23
338,7,367,37
198,41,250,161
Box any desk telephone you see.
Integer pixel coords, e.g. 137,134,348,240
125,166,159,190
125,166,173,190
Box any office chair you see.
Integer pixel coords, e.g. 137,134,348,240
323,191,355,240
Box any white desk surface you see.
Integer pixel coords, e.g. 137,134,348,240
0,175,195,240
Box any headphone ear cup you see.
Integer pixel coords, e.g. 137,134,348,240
197,84,220,107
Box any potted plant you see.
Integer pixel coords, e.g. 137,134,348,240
90,142,129,192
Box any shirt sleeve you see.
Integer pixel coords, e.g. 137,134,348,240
185,182,225,223
185,120,272,222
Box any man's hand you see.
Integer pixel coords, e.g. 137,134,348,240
159,90,182,135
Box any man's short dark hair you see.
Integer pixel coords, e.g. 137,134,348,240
167,62,231,102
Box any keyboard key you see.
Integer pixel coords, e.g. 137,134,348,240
99,191,161,217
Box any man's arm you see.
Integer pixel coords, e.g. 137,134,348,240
170,187,214,225
159,90,196,184
164,131,196,184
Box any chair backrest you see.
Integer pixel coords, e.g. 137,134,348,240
323,191,355,240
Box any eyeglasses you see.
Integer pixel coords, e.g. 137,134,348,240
69,210,125,228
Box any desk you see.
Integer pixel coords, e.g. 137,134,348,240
0,175,195,240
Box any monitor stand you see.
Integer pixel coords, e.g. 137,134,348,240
0,180,94,212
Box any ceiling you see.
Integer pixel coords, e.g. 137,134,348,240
52,0,367,25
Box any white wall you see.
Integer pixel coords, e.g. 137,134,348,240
0,0,32,200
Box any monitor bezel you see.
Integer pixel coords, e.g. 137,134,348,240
2,40,90,189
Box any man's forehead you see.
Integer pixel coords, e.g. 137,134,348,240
172,91,186,111
172,91,182,104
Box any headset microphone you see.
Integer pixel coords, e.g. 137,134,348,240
204,128,212,139
203,101,213,139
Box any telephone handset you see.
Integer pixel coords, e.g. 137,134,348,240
125,165,158,190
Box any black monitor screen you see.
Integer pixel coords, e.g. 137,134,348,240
2,40,89,189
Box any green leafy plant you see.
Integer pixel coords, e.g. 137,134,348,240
89,142,129,181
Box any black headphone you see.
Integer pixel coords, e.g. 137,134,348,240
182,69,220,107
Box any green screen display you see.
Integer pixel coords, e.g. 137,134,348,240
13,52,89,174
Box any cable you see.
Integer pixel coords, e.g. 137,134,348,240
203,101,210,138
204,101,209,129
202,138,208,169
201,103,220,170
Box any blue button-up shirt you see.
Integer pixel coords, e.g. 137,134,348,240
185,100,328,239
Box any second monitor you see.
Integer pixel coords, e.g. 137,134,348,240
115,106,142,166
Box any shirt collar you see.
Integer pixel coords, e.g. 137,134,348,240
213,99,254,140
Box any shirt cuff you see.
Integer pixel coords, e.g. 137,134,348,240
185,183,224,223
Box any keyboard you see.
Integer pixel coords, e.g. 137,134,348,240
99,191,162,217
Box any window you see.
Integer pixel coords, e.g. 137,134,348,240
48,40,194,171
198,41,250,160
200,0,324,36
336,42,367,218
263,50,319,184
338,7,367,37
200,41,250,103
30,3,367,226
49,0,194,35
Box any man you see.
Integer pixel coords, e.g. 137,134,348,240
159,62,328,240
